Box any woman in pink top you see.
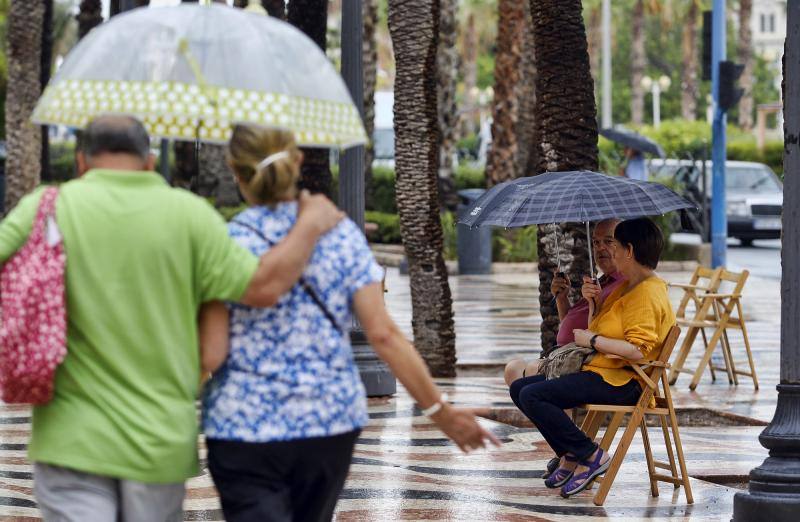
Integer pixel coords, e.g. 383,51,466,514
504,219,623,385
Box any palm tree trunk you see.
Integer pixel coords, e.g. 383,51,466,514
517,1,537,177
109,0,149,16
76,0,103,39
529,0,598,351
40,0,53,183
437,0,458,181
363,0,378,209
388,0,457,377
738,0,754,130
680,0,700,121
287,0,333,197
630,0,645,126
460,12,478,138
486,0,525,187
5,0,45,212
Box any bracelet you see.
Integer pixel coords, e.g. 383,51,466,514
590,334,600,349
420,393,449,417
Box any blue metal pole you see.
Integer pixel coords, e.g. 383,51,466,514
710,0,727,268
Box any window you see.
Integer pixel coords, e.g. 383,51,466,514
770,14,776,33
761,13,766,33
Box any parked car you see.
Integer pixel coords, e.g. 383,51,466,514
649,159,783,246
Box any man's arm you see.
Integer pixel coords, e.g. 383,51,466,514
239,191,344,307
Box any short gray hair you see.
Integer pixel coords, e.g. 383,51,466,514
81,115,151,160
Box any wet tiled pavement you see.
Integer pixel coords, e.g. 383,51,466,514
0,266,779,520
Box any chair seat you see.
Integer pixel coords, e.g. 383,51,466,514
581,404,670,416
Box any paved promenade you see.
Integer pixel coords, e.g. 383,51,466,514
0,266,779,520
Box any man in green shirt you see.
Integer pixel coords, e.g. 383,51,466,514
0,116,344,521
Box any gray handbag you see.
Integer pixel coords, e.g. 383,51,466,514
537,342,596,380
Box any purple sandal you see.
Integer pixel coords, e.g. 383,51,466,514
544,454,578,489
560,448,610,497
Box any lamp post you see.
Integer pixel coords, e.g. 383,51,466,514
601,0,612,128
640,75,671,128
732,1,800,520
339,0,396,397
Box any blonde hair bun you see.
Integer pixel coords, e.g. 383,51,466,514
227,124,301,205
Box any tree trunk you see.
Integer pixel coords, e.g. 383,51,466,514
40,0,53,183
516,1,538,178
287,0,333,197
680,0,700,121
630,0,645,126
738,0,754,130
529,0,598,352
262,0,286,19
460,13,478,138
363,0,378,209
76,0,103,39
485,0,525,187
109,0,149,16
437,0,459,210
5,0,45,213
388,0,457,377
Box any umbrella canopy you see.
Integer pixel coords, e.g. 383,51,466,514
32,4,366,148
460,171,693,229
599,127,665,157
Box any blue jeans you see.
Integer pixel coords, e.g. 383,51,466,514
510,371,641,461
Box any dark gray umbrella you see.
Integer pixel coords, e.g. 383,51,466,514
459,170,693,278
600,127,666,157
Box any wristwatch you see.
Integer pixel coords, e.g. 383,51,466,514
590,334,599,349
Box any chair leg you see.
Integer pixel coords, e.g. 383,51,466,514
670,327,700,385
737,300,760,390
640,419,659,498
701,328,717,382
663,383,694,504
581,410,603,440
689,326,725,391
720,327,737,385
659,413,680,485
599,412,624,451
593,408,646,506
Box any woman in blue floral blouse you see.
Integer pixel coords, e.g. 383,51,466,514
199,124,498,522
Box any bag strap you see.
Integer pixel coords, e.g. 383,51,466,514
232,219,343,335
31,187,59,238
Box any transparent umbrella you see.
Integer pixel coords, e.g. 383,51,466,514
32,3,366,148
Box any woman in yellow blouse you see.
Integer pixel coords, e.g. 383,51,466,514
508,217,675,498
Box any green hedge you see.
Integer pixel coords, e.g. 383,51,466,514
365,210,401,244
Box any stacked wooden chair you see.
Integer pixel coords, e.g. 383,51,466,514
579,326,693,506
668,267,758,391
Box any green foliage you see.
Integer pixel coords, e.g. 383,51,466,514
367,165,396,213
365,210,401,244
727,139,784,177
456,133,480,160
217,204,247,222
441,211,457,260
48,141,76,181
493,226,538,262
454,164,485,189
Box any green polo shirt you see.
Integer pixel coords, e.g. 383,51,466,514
0,169,259,483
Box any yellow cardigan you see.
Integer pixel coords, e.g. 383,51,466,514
582,276,675,387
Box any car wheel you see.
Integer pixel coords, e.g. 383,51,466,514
738,238,754,247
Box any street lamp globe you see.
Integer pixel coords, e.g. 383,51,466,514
658,75,672,90
640,75,653,90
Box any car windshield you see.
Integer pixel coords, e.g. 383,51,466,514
373,129,395,160
723,166,782,193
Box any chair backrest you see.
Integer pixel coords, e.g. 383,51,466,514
642,325,682,381
674,267,723,319
718,268,749,297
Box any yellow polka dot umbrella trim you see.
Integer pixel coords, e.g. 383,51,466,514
31,4,367,149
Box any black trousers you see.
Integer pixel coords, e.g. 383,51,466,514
207,430,360,522
510,372,641,461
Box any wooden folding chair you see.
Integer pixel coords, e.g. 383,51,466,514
578,326,693,506
668,269,758,391
668,266,730,384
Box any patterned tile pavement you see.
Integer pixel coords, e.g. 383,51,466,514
0,266,779,520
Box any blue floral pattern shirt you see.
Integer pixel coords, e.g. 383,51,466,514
202,203,384,442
